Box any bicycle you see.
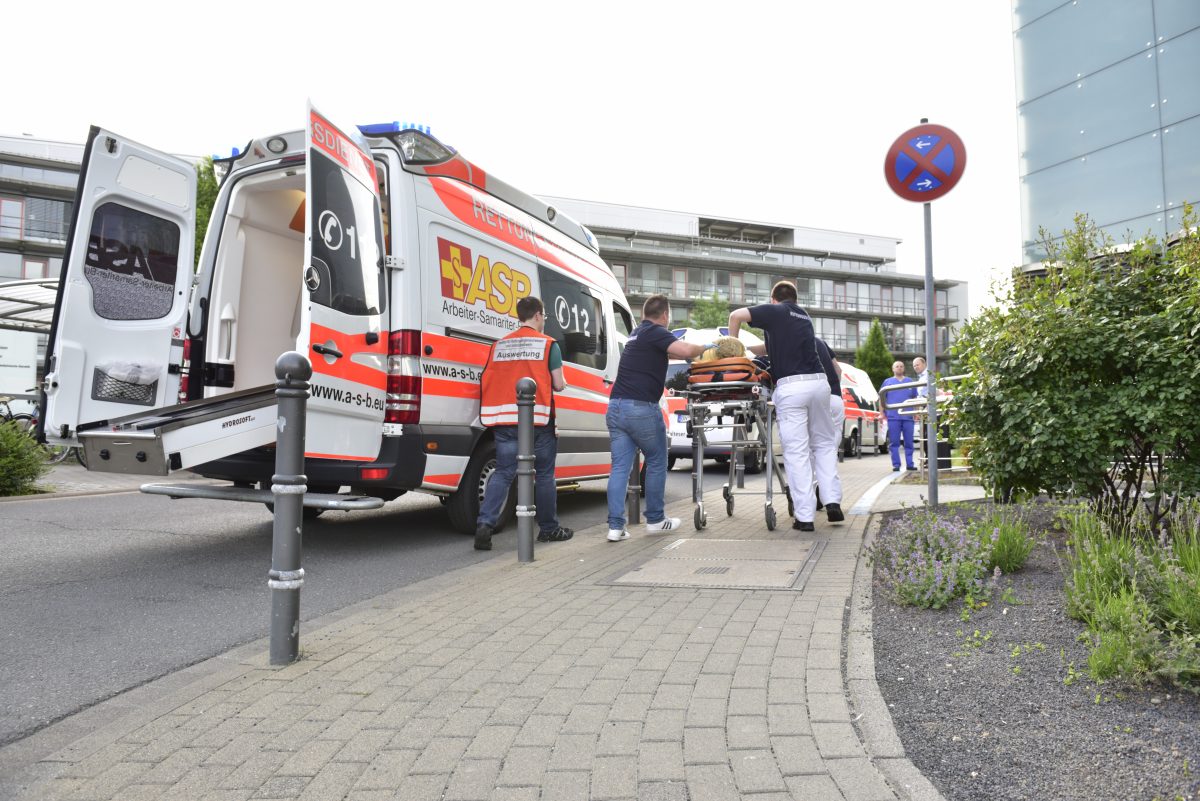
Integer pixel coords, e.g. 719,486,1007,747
0,394,74,464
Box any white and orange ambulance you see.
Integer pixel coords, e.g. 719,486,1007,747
41,106,634,531
838,362,887,457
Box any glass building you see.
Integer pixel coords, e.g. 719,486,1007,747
1013,0,1200,262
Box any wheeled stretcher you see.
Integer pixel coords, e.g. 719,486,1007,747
672,368,792,531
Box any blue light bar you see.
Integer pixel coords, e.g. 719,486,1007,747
357,121,433,136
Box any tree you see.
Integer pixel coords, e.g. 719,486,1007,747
854,319,894,391
194,157,219,268
688,292,730,329
952,209,1200,531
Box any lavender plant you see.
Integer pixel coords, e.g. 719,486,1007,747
872,506,991,609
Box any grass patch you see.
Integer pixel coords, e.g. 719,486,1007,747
1064,502,1200,691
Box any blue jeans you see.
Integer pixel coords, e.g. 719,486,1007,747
606,398,668,530
477,425,559,533
888,417,915,469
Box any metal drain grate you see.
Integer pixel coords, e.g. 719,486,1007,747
608,539,827,591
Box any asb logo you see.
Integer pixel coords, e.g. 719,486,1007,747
438,237,531,317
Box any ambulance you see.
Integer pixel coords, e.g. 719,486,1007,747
40,105,634,532
838,362,887,457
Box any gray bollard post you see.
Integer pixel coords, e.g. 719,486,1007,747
268,351,310,665
626,450,642,525
515,377,537,564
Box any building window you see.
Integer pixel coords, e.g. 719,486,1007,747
1,196,23,239
22,258,48,279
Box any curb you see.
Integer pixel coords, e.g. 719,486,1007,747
846,512,947,801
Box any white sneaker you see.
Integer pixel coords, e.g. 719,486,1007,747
607,529,631,542
645,517,681,532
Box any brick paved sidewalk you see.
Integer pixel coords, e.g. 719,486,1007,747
3,458,982,801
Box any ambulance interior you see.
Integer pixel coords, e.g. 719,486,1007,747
204,169,306,395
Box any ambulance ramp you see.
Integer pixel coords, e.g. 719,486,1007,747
76,386,279,476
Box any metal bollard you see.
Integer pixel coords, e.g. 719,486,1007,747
268,351,310,665
515,377,537,564
626,449,641,525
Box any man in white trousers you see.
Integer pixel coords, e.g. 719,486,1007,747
812,337,844,520
729,281,836,532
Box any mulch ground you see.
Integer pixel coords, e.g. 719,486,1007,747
871,499,1200,801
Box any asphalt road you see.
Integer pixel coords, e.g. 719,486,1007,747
0,460,736,748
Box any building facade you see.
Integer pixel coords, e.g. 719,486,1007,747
0,136,82,281
0,134,966,375
543,197,966,373
1013,0,1200,263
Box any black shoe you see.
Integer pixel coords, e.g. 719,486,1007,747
474,524,494,551
825,503,844,523
792,520,815,532
892,466,900,472
907,466,918,471
538,526,574,542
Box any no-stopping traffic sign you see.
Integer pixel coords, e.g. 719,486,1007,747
884,123,966,203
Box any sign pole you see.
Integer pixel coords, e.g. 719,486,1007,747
884,117,965,510
923,199,938,507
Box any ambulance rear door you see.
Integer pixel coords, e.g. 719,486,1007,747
300,104,388,461
42,128,195,442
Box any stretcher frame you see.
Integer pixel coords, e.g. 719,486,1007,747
673,380,792,531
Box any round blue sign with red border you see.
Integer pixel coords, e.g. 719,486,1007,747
884,123,966,202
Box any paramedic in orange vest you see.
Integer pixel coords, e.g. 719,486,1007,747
475,296,573,551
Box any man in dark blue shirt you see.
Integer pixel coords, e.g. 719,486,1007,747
730,281,836,531
606,294,708,542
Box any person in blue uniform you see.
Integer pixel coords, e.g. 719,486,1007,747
880,360,917,471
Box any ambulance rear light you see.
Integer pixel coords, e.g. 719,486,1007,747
389,329,422,357
386,329,422,424
359,467,389,480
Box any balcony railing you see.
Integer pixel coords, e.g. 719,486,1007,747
0,213,69,245
619,280,958,320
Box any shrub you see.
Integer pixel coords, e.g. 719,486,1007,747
951,208,1200,534
0,420,49,496
1064,502,1200,690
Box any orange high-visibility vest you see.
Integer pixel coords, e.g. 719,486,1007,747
479,327,555,427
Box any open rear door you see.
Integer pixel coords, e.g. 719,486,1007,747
43,128,195,442
300,104,387,461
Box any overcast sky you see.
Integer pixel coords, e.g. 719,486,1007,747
7,0,1021,316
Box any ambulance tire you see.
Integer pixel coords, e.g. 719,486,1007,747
447,440,514,535
668,456,677,471
843,430,860,459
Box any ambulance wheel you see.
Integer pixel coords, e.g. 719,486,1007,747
745,448,764,475
668,455,677,471
844,430,860,459
765,506,777,531
447,440,513,535
694,506,706,530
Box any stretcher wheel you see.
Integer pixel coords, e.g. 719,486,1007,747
787,495,794,518
726,496,734,517
765,506,777,531
694,506,707,530
722,484,731,502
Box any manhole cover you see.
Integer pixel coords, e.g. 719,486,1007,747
609,539,826,591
